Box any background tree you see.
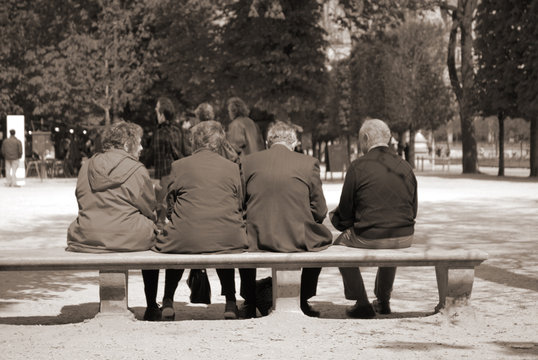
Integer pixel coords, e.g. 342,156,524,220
218,0,328,128
31,0,156,126
475,0,538,177
475,0,521,176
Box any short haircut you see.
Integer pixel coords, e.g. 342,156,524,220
101,121,143,154
189,120,225,153
227,97,249,120
194,102,215,122
157,96,175,122
359,119,391,148
9,129,15,136
266,121,297,148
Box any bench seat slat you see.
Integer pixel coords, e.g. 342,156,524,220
0,246,488,271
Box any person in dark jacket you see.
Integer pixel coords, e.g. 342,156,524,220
242,121,332,317
151,96,186,227
66,121,161,320
151,121,255,320
1,129,23,187
330,119,417,319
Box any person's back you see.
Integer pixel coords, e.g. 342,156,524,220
226,97,265,159
243,145,331,252
67,122,156,253
341,146,416,239
1,134,22,161
153,149,248,253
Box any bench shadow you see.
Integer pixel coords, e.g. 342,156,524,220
0,301,437,325
492,341,538,357
0,302,99,325
314,302,435,320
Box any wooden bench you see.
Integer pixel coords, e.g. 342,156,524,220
0,245,487,319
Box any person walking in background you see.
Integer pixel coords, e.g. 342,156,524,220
1,129,23,187
330,119,417,319
152,121,256,320
151,96,186,228
242,121,332,317
226,97,265,160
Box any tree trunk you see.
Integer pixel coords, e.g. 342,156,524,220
459,0,479,173
497,112,505,176
446,0,479,174
531,118,538,177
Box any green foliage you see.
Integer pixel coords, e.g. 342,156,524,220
218,0,328,120
347,19,452,134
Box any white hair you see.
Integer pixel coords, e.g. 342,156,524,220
359,119,391,151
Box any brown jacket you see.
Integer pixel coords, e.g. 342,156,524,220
153,149,248,254
67,149,157,253
242,145,332,252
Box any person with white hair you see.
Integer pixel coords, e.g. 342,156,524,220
242,121,332,317
330,119,418,319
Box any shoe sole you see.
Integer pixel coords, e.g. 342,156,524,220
162,307,175,320
224,311,238,319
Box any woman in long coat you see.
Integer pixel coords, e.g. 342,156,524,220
151,120,256,320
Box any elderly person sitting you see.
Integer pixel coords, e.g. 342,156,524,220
149,120,256,320
66,121,161,321
331,119,417,318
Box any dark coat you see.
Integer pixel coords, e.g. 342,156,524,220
330,146,417,239
153,149,248,254
242,144,332,252
67,149,157,253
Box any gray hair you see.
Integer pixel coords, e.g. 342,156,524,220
101,121,143,154
266,121,297,148
189,120,225,153
194,102,215,122
359,119,391,150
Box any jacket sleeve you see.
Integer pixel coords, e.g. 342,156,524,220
330,164,356,231
309,159,328,223
131,167,157,222
17,140,23,159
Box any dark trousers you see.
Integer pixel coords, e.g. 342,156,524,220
339,267,396,304
335,230,413,305
217,268,256,304
239,267,322,304
141,268,256,307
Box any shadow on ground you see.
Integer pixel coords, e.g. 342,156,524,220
0,301,436,325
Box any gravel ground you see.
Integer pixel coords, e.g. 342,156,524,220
0,171,537,359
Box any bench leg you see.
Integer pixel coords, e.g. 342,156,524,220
435,266,475,312
98,270,133,318
270,268,303,317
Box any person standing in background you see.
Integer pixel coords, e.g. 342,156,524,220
226,97,265,160
151,96,186,228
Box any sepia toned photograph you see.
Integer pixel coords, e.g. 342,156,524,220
1,0,537,359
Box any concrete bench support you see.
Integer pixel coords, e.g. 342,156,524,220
99,270,132,317
271,268,302,316
435,265,475,312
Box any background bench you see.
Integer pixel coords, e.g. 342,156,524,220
0,245,487,319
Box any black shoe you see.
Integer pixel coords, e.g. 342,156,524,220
346,302,376,319
224,300,239,319
301,301,320,318
143,306,162,321
372,300,391,315
239,303,257,319
162,298,175,321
